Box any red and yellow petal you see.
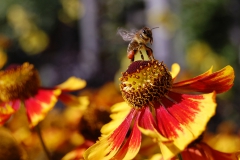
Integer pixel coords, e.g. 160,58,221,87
58,93,89,109
0,100,21,125
24,88,61,128
83,109,137,160
172,65,234,94
155,91,216,159
55,76,86,91
112,118,142,160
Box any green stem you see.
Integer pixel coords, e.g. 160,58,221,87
177,153,183,160
35,124,51,160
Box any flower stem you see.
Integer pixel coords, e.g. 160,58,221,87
177,153,183,160
35,124,51,160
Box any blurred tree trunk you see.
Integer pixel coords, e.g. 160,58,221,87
77,0,100,80
146,0,171,65
146,0,183,67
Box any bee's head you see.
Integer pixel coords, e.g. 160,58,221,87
141,27,153,44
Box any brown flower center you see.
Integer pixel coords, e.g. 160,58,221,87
119,60,173,109
0,62,40,102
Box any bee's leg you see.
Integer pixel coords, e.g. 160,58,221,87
139,50,144,61
138,44,145,61
145,46,154,61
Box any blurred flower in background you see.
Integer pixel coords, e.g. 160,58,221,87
7,5,49,55
204,121,240,153
0,62,86,128
150,142,240,160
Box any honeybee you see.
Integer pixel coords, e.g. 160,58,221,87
118,27,158,63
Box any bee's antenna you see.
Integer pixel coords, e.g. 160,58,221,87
151,27,159,30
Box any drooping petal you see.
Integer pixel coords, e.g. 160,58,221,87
0,100,21,125
24,88,61,127
155,91,216,159
172,65,234,94
112,114,141,160
83,109,136,160
55,76,86,91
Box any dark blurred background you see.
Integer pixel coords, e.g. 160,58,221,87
0,0,240,131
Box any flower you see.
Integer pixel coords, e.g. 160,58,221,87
83,60,234,160
62,82,123,160
168,142,240,160
0,62,86,128
149,133,240,160
204,121,240,153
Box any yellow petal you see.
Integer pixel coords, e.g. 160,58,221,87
55,76,86,91
170,63,180,80
101,102,131,136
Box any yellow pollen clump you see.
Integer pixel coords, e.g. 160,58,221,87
119,60,173,109
0,62,41,102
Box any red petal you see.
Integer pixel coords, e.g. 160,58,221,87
138,107,158,131
172,66,234,94
0,100,21,125
24,89,61,127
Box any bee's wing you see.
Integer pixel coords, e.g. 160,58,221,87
117,28,135,41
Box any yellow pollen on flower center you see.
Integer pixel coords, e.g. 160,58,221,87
0,62,41,102
119,60,173,109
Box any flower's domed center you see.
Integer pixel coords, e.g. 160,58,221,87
119,60,173,109
0,62,41,102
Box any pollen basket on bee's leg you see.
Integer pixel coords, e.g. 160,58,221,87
119,60,173,109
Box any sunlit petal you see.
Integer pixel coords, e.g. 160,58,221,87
0,100,21,125
172,65,234,94
83,109,136,160
101,102,131,136
55,76,86,91
24,89,61,127
155,91,216,159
